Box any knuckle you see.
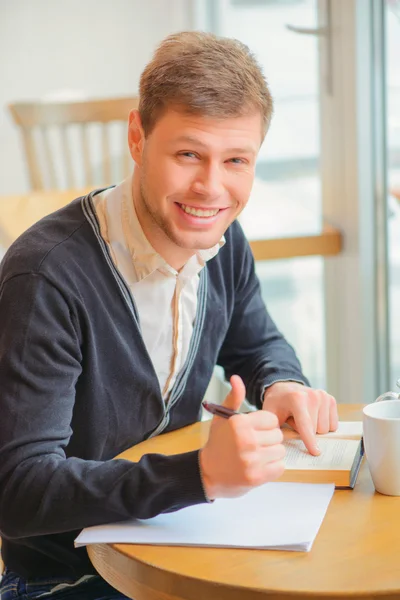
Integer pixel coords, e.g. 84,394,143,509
251,472,267,487
269,443,285,462
263,410,279,428
265,443,285,463
248,458,286,486
273,459,286,478
263,460,285,484
277,443,286,460
240,453,255,472
243,468,258,486
236,429,257,453
266,429,283,447
308,392,320,406
269,413,279,428
292,391,308,406
247,466,270,487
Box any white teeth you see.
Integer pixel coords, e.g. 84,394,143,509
180,204,220,218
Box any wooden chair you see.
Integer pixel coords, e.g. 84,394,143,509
8,97,139,191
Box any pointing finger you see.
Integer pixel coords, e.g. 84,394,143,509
291,406,320,456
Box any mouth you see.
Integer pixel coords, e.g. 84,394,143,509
177,203,223,218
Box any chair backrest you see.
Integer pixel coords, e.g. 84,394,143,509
8,97,139,191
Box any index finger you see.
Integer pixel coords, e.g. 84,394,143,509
292,406,320,456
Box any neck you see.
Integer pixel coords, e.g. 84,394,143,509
131,170,195,271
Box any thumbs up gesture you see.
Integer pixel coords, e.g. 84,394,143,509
199,375,285,500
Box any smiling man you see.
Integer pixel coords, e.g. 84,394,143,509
128,109,261,268
0,32,338,600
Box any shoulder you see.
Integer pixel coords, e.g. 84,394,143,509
0,194,99,286
207,219,255,294
223,219,248,247
213,219,254,270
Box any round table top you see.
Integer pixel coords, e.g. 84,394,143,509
88,404,400,600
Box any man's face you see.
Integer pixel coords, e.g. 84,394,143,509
129,108,262,263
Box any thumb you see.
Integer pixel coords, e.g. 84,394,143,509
222,375,246,413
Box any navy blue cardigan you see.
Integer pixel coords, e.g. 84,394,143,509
0,190,308,578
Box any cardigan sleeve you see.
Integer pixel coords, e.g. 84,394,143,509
217,224,310,408
0,273,206,539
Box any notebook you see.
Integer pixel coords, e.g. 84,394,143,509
75,481,334,553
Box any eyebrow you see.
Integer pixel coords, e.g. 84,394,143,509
172,135,257,155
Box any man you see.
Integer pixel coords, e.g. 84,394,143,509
0,31,338,599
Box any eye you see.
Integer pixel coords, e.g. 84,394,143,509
178,152,198,159
228,157,246,165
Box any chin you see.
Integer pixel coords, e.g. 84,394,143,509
176,235,222,251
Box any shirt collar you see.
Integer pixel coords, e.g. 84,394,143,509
120,176,225,281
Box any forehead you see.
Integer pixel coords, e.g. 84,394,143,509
147,109,263,152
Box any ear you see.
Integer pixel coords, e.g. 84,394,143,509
128,109,145,166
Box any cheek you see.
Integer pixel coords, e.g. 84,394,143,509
228,174,254,209
154,163,193,199
142,162,170,200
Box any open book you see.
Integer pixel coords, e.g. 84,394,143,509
278,421,363,489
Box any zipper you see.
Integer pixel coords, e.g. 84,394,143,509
146,267,208,439
81,190,208,440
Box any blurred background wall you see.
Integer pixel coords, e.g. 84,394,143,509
1,0,399,403
0,0,192,194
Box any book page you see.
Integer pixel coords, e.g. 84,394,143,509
317,421,363,439
284,438,360,471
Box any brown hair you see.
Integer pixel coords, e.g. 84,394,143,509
139,31,273,139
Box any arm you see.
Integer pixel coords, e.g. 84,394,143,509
0,273,205,539
217,225,338,454
217,227,309,408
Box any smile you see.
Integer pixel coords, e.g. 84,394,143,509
179,203,220,218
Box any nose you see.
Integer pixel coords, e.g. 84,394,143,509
190,162,224,199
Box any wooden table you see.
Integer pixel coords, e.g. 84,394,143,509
88,404,400,600
0,189,342,261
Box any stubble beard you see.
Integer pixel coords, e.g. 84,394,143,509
138,177,183,247
139,176,219,251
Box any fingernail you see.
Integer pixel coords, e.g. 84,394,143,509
315,445,321,455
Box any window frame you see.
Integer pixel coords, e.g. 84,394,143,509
193,0,389,403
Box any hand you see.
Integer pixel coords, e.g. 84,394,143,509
199,375,285,500
262,381,338,456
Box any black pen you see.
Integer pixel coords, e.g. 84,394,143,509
202,401,241,419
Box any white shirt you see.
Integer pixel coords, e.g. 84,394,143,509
93,177,224,399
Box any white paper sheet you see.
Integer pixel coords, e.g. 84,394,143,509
75,482,335,553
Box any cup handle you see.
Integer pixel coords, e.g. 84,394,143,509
376,391,400,402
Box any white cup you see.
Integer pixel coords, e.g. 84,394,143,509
363,398,400,495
